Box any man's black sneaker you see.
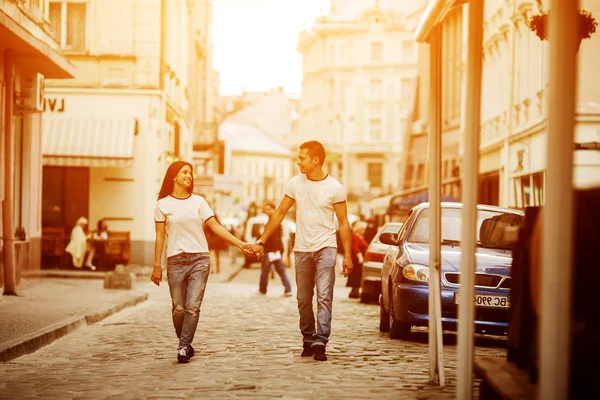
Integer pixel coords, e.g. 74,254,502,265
177,347,190,363
301,343,314,357
187,345,195,358
313,345,327,361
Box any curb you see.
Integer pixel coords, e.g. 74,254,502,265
23,270,152,280
0,293,149,363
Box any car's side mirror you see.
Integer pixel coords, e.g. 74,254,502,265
379,232,398,246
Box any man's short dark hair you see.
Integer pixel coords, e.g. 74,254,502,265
299,141,326,166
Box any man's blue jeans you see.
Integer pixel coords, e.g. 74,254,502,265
259,253,292,294
294,247,337,347
167,252,210,350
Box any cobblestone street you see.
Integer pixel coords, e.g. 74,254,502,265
0,267,506,399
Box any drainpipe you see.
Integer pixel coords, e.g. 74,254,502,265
2,51,17,295
503,2,517,208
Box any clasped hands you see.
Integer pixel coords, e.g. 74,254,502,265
240,242,264,259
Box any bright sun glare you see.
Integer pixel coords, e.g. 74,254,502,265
212,0,329,96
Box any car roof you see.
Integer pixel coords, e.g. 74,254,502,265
413,202,523,216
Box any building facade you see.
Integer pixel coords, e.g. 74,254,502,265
1,0,75,290
297,2,426,213
399,0,600,211
217,122,293,220
42,0,204,266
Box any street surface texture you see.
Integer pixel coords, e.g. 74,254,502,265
0,265,505,399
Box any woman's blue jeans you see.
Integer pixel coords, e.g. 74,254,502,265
167,252,210,350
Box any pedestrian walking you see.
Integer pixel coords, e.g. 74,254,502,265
347,221,368,299
255,201,293,297
152,161,252,363
249,141,353,362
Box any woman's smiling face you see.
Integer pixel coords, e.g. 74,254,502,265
175,164,193,188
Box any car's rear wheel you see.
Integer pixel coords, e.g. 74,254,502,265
379,294,390,332
389,288,411,339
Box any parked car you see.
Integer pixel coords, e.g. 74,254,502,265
360,222,403,304
379,202,523,339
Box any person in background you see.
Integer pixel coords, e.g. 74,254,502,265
254,201,293,297
86,219,109,270
65,217,96,271
364,217,378,245
347,221,368,299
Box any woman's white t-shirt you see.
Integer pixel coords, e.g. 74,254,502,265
154,194,215,258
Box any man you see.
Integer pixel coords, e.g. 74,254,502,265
255,201,293,297
249,141,353,362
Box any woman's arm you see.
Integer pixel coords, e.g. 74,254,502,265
154,222,166,268
206,218,246,249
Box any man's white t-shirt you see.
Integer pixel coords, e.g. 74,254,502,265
154,194,215,258
284,174,346,252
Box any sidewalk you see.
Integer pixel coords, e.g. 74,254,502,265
0,250,245,363
0,278,149,363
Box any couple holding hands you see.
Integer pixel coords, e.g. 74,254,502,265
152,141,353,364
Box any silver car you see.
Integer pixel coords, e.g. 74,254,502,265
360,222,403,303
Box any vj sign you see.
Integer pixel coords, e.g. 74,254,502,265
43,98,65,112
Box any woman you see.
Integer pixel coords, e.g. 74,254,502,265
347,220,368,299
65,217,96,270
85,219,109,270
152,161,252,364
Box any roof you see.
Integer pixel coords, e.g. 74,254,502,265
219,122,292,156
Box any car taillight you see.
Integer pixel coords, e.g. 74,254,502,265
365,252,385,263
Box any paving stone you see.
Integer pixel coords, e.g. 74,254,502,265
0,278,505,398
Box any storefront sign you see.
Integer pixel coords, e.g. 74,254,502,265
43,98,65,113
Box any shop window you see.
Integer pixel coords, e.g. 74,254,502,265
49,1,88,51
513,171,545,208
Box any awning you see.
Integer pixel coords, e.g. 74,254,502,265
42,116,136,167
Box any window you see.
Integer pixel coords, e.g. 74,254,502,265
371,42,383,62
409,208,523,247
417,163,425,181
513,171,545,208
401,78,414,101
49,1,87,50
367,163,383,188
370,79,382,101
369,118,382,141
402,41,414,61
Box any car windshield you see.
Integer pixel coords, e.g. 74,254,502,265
408,208,523,249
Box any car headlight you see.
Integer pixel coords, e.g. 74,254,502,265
402,264,430,282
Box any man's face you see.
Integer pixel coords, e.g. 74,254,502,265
262,204,275,216
175,165,193,188
297,148,317,174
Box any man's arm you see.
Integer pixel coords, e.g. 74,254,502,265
249,196,295,255
334,201,353,278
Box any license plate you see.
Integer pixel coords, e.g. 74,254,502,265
454,293,509,308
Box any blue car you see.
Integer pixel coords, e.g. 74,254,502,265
378,202,523,339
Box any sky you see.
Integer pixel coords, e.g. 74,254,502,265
212,0,330,96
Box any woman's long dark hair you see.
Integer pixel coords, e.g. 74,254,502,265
157,161,195,200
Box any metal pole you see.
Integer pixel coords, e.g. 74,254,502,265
427,23,445,386
2,50,18,295
539,0,577,398
457,1,484,398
